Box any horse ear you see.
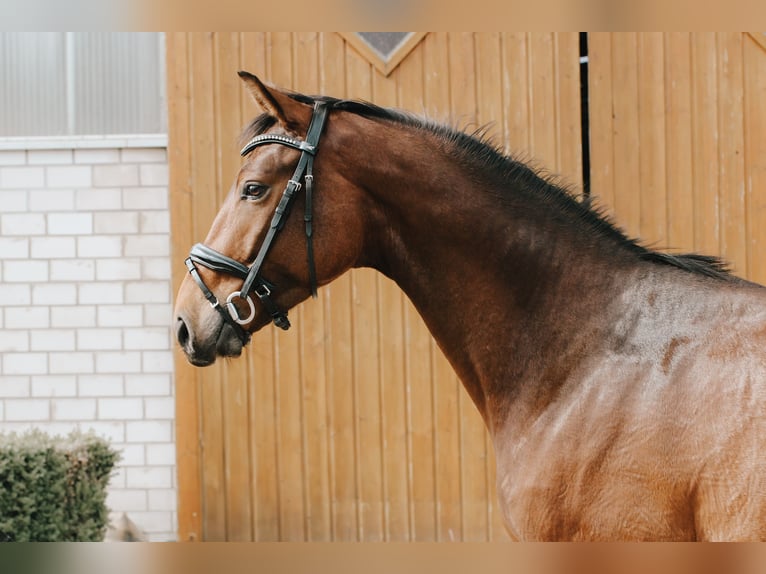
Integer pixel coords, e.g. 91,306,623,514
238,70,311,131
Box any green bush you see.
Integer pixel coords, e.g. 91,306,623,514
0,429,120,542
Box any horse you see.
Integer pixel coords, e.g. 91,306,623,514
173,71,766,541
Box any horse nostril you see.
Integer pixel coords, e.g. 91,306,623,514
176,317,190,348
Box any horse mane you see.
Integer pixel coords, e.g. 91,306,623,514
241,91,735,282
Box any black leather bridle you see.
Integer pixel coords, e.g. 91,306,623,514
184,101,329,343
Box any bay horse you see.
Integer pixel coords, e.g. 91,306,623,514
174,71,766,541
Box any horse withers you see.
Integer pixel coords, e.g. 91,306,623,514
174,71,766,540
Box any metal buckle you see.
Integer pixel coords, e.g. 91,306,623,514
226,291,256,325
253,284,271,298
288,179,302,191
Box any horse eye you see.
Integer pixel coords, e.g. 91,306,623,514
241,182,268,200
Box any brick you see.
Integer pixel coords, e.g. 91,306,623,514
126,420,172,443
51,305,96,328
141,258,171,280
2,353,47,375
107,489,147,512
139,164,168,186
77,236,122,258
122,187,168,210
5,308,49,329
0,331,29,352
126,511,173,535
99,397,143,420
0,166,44,189
52,398,97,420
125,282,170,304
142,351,173,373
3,260,48,282
78,375,124,397
94,211,139,234
0,190,27,212
30,329,76,352
75,188,122,211
146,443,176,466
123,327,170,351
74,149,120,164
31,375,77,397
147,489,177,511
27,150,72,165
29,189,75,211
93,164,139,187
50,259,95,281
47,212,92,235
120,148,166,163
115,444,146,466
0,401,3,421
124,235,169,257
96,351,142,374
77,328,122,350
0,376,31,397
0,284,31,305
32,283,77,305
84,421,125,443
139,211,170,233
0,237,29,258
96,258,141,281
125,374,171,397
31,236,76,259
78,283,124,305
126,467,172,488
142,304,173,327
108,466,127,488
1,213,45,235
144,397,174,420
49,352,94,374
47,165,91,188
98,305,143,327
0,150,26,166
4,399,49,421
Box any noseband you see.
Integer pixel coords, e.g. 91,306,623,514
184,101,329,343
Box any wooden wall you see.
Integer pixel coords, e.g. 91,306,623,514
168,31,766,542
167,32,583,541
588,32,766,284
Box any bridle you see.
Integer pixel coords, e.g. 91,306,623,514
184,101,329,343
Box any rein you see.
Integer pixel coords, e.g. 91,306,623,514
184,101,329,342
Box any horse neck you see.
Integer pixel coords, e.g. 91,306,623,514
344,120,635,432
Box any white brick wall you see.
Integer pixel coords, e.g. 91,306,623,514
0,144,176,541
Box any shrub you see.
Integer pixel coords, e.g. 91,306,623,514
0,429,120,542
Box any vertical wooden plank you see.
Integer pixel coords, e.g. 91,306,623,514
168,32,203,543
188,32,228,542
637,33,667,245
447,31,489,542
389,45,438,543
421,31,462,542
664,33,695,254
345,42,385,542
528,33,558,172
318,32,358,542
266,31,307,541
501,33,531,155
475,31,507,543
213,32,255,542
716,32,747,276
744,34,766,285
691,33,720,256
611,33,641,237
588,33,616,212
293,31,332,542
373,62,411,541
555,32,584,194
239,34,284,542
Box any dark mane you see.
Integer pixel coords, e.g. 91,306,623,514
242,92,735,282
